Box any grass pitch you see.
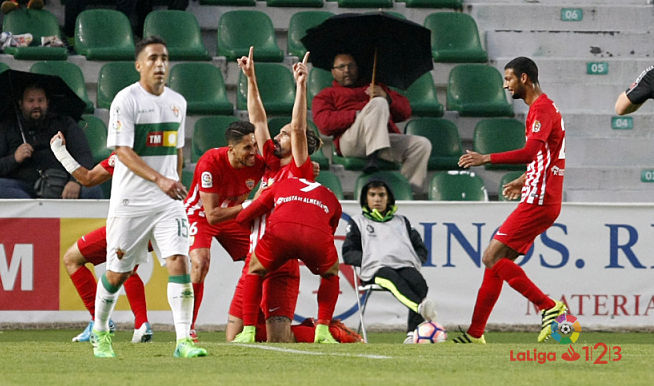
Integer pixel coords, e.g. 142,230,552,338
1,329,652,385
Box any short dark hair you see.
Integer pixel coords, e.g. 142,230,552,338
20,83,47,101
135,35,167,59
225,121,255,145
359,179,395,210
505,57,539,85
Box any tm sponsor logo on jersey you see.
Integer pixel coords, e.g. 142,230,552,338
146,131,177,147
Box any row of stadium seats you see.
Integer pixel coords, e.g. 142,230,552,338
1,60,513,118
61,0,463,9
79,110,525,192
2,8,485,64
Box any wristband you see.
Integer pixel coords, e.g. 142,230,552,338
241,200,252,209
50,137,81,174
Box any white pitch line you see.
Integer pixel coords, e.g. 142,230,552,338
230,343,392,359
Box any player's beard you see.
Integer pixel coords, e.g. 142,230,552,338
273,139,283,158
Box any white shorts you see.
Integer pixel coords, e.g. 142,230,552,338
106,205,190,273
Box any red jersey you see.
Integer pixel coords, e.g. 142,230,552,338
99,152,117,175
522,94,565,206
249,155,315,249
237,177,342,236
184,141,279,218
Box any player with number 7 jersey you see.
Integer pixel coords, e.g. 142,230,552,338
234,177,343,343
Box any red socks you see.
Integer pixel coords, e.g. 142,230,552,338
317,275,339,324
123,273,148,329
467,268,503,338
493,259,554,310
242,274,264,326
191,282,204,330
70,266,97,318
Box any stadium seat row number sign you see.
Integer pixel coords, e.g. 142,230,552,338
561,8,583,21
611,116,633,130
640,169,654,183
586,62,608,75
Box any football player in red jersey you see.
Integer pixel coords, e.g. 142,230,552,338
225,48,326,342
455,57,567,344
233,177,343,343
50,132,152,344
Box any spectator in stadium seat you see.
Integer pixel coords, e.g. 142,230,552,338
312,53,431,192
615,65,654,115
342,178,436,344
0,84,102,199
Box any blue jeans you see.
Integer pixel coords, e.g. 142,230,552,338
0,178,104,199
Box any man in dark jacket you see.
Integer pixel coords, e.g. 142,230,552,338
0,83,101,198
342,179,438,343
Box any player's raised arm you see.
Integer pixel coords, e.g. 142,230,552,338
50,131,111,187
238,46,270,154
290,52,310,167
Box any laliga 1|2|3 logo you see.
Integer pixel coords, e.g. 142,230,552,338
510,314,623,364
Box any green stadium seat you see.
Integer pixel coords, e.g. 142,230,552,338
308,67,333,110
354,171,413,201
30,61,94,114
498,170,524,201
199,0,256,5
267,0,324,6
337,0,393,8
217,10,284,62
0,62,9,73
287,11,334,59
1,9,67,60
267,117,330,169
191,116,240,163
143,10,210,61
75,9,135,60
316,170,344,199
169,63,233,115
405,0,462,9
424,12,487,63
404,118,462,170
332,151,400,172
473,118,527,171
80,114,112,198
446,64,514,117
182,169,194,191
96,62,140,109
399,72,444,117
428,170,488,201
237,63,295,115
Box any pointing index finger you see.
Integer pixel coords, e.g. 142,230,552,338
302,51,310,65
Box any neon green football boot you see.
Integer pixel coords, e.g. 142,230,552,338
173,337,207,358
314,323,338,344
232,325,256,343
91,329,116,358
538,300,567,342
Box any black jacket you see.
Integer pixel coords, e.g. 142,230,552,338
0,113,93,185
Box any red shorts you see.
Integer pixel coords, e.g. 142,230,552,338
255,222,338,275
188,215,250,261
494,203,561,254
77,226,107,265
229,254,300,320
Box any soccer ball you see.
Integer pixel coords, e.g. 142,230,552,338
413,321,447,344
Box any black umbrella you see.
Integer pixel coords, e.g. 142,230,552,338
0,69,86,142
301,12,433,90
